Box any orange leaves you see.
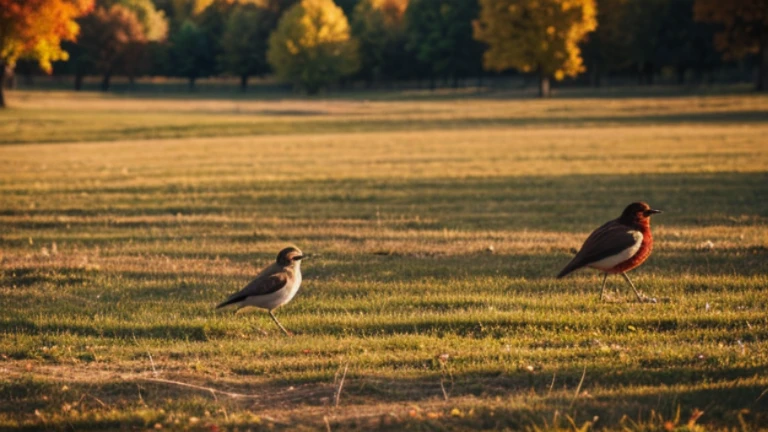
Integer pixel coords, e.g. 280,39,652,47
0,0,94,71
693,0,768,60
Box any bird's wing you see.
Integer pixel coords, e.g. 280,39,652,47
216,265,289,308
557,220,641,278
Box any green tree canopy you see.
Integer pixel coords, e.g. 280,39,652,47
351,0,409,84
220,2,271,90
170,19,213,89
267,0,359,94
474,0,597,97
404,0,483,88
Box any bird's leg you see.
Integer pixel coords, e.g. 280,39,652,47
599,273,609,301
269,310,292,336
620,272,644,302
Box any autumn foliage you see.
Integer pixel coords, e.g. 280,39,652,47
267,0,359,94
694,0,768,91
474,0,597,97
0,0,93,106
0,0,94,72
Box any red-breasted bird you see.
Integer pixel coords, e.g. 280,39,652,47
557,202,662,302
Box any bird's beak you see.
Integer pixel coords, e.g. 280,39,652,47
294,255,308,261
645,209,663,216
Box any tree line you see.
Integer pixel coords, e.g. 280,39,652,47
1,0,767,107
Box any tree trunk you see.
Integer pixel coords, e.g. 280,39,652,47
101,71,112,92
0,63,6,108
590,63,601,88
539,74,551,98
74,73,84,91
676,65,686,85
240,74,248,92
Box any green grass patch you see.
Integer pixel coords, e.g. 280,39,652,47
1,89,767,430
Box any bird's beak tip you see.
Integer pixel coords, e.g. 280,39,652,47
649,209,663,215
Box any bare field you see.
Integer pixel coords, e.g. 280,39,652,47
1,90,767,430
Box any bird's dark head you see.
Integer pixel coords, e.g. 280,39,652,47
620,202,662,225
276,246,306,267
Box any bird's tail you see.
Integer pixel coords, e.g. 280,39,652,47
215,298,236,309
556,258,583,279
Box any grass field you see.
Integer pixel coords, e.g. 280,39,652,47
1,89,767,431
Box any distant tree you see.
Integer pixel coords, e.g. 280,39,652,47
195,0,237,76
111,0,169,86
0,0,94,107
619,0,666,85
695,0,768,91
76,4,146,91
267,0,359,94
404,0,483,89
109,0,168,41
474,0,597,97
581,0,631,86
220,3,271,91
335,0,361,17
169,19,213,90
351,0,409,85
655,0,719,85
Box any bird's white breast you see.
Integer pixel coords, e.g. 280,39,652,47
240,268,302,311
588,230,643,270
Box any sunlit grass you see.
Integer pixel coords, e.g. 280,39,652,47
1,89,767,430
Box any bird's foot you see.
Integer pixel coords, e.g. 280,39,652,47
637,294,658,304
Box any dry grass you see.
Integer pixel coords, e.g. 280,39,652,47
1,89,767,430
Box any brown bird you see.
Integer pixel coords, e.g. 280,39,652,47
557,202,662,302
216,246,307,336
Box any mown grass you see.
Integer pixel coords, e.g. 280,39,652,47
1,88,767,430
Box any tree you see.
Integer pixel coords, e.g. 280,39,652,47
620,0,666,85
267,0,359,94
76,4,146,91
581,0,631,86
695,0,768,91
655,0,719,85
474,0,597,97
169,19,213,90
109,0,169,86
0,0,93,107
351,0,409,85
220,3,271,91
405,0,483,89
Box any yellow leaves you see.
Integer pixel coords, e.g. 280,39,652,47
475,0,596,79
286,40,299,55
267,0,359,91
